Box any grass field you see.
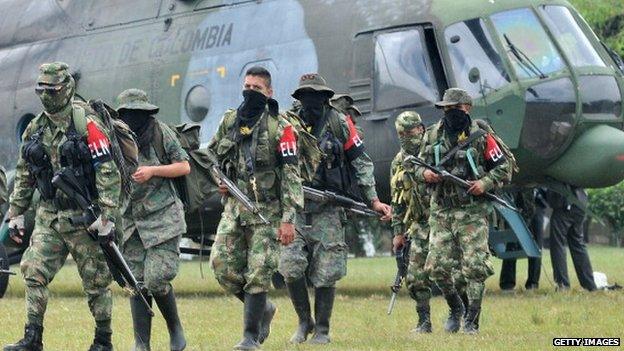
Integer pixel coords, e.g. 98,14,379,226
0,245,623,351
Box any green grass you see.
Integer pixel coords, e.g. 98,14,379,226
1,246,623,350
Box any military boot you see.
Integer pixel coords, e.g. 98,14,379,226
258,299,276,344
154,289,186,351
463,300,482,335
412,300,432,333
308,287,335,344
3,324,43,351
88,328,113,351
130,294,153,351
286,277,315,343
233,293,266,350
443,291,465,333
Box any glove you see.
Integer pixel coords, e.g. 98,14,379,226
7,215,26,244
88,215,115,244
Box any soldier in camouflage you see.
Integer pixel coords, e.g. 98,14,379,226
209,66,303,351
4,62,121,351
278,74,391,344
418,88,513,334
389,111,434,333
116,89,190,351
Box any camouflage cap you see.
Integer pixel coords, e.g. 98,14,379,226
395,111,422,133
292,73,335,99
37,62,72,85
331,93,362,117
116,88,159,113
435,88,472,108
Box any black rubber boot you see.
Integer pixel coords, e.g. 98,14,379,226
130,295,153,351
258,299,276,345
154,289,186,351
443,291,465,333
412,300,432,333
88,328,113,351
286,278,315,343
459,291,469,320
463,300,482,335
3,324,43,351
233,293,266,350
308,287,335,344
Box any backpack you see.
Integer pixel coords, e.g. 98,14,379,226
72,100,139,197
280,111,322,183
153,122,214,213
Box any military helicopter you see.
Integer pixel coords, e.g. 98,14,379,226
1,0,624,296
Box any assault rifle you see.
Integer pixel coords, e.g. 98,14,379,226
406,156,516,211
206,151,270,225
302,186,379,217
387,237,411,315
51,168,154,316
0,269,15,276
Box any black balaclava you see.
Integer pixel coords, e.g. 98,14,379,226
298,91,328,126
443,108,471,145
119,109,155,157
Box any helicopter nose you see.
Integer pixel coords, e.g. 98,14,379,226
545,125,624,188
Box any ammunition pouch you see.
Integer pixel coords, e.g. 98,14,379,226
60,124,98,200
51,196,81,211
22,127,56,201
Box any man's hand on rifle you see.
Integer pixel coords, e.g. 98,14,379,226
217,182,229,196
7,214,26,244
278,222,295,245
371,198,392,221
392,234,406,254
88,215,115,244
423,169,441,183
467,180,486,196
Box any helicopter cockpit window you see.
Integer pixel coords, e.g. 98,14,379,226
444,18,510,98
491,8,565,80
539,6,606,68
373,29,439,111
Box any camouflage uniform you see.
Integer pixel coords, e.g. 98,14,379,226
6,62,120,351
116,89,188,351
279,74,384,344
209,107,303,294
417,88,512,333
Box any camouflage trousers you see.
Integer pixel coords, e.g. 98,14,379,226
210,210,281,295
123,231,181,297
406,221,432,302
20,206,112,326
279,207,347,288
425,202,494,301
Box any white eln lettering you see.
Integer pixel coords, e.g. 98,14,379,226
99,139,111,155
489,145,503,162
280,141,297,157
353,135,363,147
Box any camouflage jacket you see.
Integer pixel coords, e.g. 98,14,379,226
121,120,189,247
296,106,378,203
417,119,512,208
9,101,121,221
209,107,303,225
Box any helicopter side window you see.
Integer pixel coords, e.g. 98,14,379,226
444,18,510,97
539,6,606,68
491,8,565,80
578,75,622,120
373,29,439,111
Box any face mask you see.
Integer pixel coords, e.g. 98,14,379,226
298,92,327,120
238,89,267,120
443,108,470,131
120,110,153,134
37,80,74,115
399,133,422,155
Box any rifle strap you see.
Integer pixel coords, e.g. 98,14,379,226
152,121,169,165
437,129,486,167
72,105,88,136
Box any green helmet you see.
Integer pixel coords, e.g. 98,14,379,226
395,111,422,134
116,88,159,113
